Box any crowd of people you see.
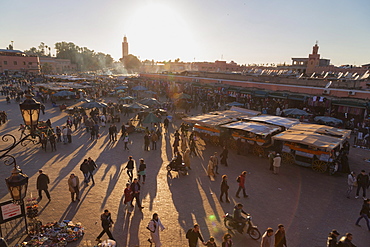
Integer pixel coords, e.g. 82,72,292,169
2,75,368,247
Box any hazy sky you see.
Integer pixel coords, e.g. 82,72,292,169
1,0,369,66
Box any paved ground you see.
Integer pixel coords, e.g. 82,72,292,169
0,95,369,247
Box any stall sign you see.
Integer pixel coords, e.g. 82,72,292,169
0,200,25,224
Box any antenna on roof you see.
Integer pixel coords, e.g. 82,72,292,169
315,40,318,45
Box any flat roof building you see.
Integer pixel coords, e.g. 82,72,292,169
0,49,40,74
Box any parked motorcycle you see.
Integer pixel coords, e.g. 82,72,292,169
166,157,188,176
223,213,261,240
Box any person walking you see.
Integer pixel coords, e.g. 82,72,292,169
207,155,216,178
220,175,230,203
96,209,115,242
108,125,115,142
211,152,219,174
274,224,287,247
205,237,217,247
36,170,51,201
236,171,248,198
268,151,275,171
151,132,158,150
124,182,133,214
186,224,206,247
144,133,150,151
87,157,97,185
55,126,62,142
261,228,274,247
125,156,135,182
184,148,191,169
220,147,229,167
67,125,72,143
355,170,369,199
130,178,144,209
68,173,80,202
147,213,165,247
49,134,57,151
273,153,281,175
327,229,340,247
355,198,370,231
80,159,90,185
221,233,233,247
138,158,147,184
347,172,357,199
337,233,356,247
123,133,130,150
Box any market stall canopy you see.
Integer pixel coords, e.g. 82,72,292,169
117,89,125,93
128,102,149,109
78,98,90,103
289,123,351,139
210,108,261,120
114,85,128,90
282,108,311,116
314,116,343,126
120,96,136,100
272,130,346,151
138,98,161,107
80,101,108,109
145,90,157,94
183,114,234,128
229,106,261,116
173,92,191,100
142,112,161,124
132,85,148,91
226,101,244,107
247,115,300,129
53,91,75,97
221,121,281,136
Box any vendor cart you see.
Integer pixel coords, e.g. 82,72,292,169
272,124,351,173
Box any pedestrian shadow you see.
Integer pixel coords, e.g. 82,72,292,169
127,209,144,247
100,167,123,210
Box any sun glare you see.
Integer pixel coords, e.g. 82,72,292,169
125,3,199,61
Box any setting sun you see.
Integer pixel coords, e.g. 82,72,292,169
124,2,200,61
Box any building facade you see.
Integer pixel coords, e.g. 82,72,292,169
39,57,77,74
0,49,40,74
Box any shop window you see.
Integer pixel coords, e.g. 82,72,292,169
23,61,26,65
3,61,7,65
29,62,32,65
14,61,17,65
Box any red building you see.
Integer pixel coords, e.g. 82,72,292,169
0,49,40,74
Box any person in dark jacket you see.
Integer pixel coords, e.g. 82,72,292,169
355,170,369,199
80,159,90,185
0,237,9,247
355,198,370,230
125,156,135,181
96,209,115,242
275,224,287,247
220,175,230,203
327,229,340,247
220,147,229,166
36,169,51,201
130,178,144,209
337,233,356,247
87,157,97,185
186,224,205,247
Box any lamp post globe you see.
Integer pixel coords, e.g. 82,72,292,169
5,166,29,204
19,94,41,133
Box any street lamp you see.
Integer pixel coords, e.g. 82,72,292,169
19,94,41,134
5,166,28,204
1,94,40,204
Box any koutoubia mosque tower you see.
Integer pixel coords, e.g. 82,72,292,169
121,36,128,63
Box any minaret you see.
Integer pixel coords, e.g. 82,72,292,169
306,42,320,75
122,36,128,63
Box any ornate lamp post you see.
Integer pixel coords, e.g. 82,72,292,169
1,94,40,204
